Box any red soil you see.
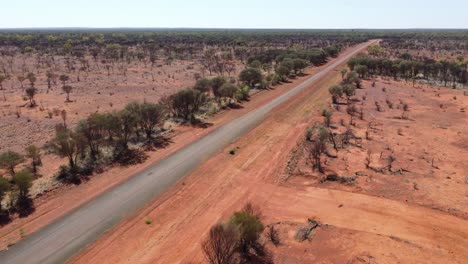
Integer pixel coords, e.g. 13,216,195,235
70,49,467,263
0,44,365,250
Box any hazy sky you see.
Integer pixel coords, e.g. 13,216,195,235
1,0,467,29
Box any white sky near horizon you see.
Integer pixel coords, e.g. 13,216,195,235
1,0,467,29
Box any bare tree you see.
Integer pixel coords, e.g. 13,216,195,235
202,224,239,264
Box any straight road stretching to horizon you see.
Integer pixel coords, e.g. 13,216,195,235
0,40,377,264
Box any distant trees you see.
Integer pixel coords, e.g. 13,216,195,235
348,54,467,86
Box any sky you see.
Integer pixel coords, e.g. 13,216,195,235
1,0,467,29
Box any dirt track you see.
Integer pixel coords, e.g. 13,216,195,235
0,41,377,264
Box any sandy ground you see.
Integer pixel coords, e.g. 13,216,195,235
70,60,467,263
0,44,367,250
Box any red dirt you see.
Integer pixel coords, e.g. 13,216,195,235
70,45,467,263
0,44,366,250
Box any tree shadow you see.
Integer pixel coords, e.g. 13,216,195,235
145,135,174,150
0,210,11,226
16,197,35,218
228,103,244,109
114,148,148,166
189,120,214,129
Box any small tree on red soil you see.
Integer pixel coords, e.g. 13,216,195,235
25,87,37,107
25,145,42,175
62,85,73,102
202,224,239,264
0,151,24,176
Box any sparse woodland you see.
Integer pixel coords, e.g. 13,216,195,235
0,30,362,223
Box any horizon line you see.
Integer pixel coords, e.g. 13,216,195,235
0,27,467,31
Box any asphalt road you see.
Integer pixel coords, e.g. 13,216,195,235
0,40,375,264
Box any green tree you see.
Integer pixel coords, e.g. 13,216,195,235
239,68,263,88
14,170,33,201
0,151,24,175
50,128,82,170
211,76,227,99
219,83,239,101
322,109,333,127
275,65,290,81
171,89,207,122
25,145,42,175
193,78,212,94
328,85,343,104
135,102,166,140
229,207,264,257
292,58,309,74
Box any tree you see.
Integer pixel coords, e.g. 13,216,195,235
17,75,26,89
355,65,368,79
13,170,33,202
275,65,290,81
310,126,329,173
219,83,239,101
211,76,227,99
194,78,212,94
25,145,42,175
62,85,73,102
59,74,69,85
239,68,263,88
292,58,309,74
25,87,38,107
202,224,239,264
135,102,166,140
328,85,343,104
229,207,265,258
0,178,10,211
76,114,106,161
171,89,207,122
342,84,356,102
322,109,333,127
0,74,7,90
50,128,82,170
114,109,138,152
0,151,24,175
26,72,36,87
340,69,348,80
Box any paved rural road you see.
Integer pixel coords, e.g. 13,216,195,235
0,40,375,264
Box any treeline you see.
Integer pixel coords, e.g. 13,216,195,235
347,55,467,86
0,30,368,52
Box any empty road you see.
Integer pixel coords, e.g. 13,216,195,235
0,40,375,264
